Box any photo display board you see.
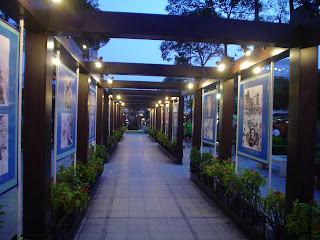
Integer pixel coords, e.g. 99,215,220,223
0,20,19,195
161,106,164,132
165,103,169,134
56,63,78,161
88,85,97,142
202,89,218,145
172,100,179,139
237,72,271,164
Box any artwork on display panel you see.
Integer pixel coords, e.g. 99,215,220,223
237,72,271,164
202,89,217,145
0,19,19,195
165,104,169,132
60,113,73,149
64,75,72,110
0,35,9,107
56,63,78,160
88,86,96,141
0,114,8,176
89,115,94,138
172,101,178,139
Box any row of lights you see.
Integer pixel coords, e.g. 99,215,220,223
152,94,221,109
216,46,264,74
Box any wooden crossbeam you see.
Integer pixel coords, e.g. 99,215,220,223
88,62,219,79
110,89,180,97
102,80,189,90
41,9,308,47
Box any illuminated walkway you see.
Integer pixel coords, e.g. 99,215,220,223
74,134,247,240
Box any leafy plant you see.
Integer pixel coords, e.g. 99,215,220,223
273,135,284,145
190,147,201,165
51,151,104,224
286,200,320,240
263,189,285,226
89,144,108,161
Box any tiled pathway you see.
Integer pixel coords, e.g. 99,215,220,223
74,134,247,240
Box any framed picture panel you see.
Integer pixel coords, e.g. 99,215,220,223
202,89,218,146
55,63,78,161
237,72,271,164
88,85,97,142
0,19,19,195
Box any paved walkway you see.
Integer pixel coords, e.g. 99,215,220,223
74,134,247,240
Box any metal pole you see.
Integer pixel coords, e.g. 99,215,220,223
74,67,80,172
53,49,60,183
200,89,204,155
235,74,241,174
214,85,219,158
17,17,24,240
268,61,275,189
94,85,97,152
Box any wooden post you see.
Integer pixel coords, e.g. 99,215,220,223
168,101,173,141
23,32,53,239
103,90,109,148
76,69,90,164
96,86,103,145
115,104,118,130
150,109,152,129
118,105,121,129
110,99,114,135
176,94,184,164
162,105,166,134
218,78,234,161
192,88,202,149
153,108,156,130
156,106,161,131
286,46,318,211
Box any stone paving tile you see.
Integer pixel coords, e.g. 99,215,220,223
73,134,249,240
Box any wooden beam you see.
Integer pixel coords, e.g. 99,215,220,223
110,89,180,97
232,47,290,75
156,107,161,131
102,80,188,90
176,94,184,164
192,89,202,149
168,101,173,141
110,99,114,136
23,32,53,239
55,36,86,71
35,8,313,47
96,87,103,145
103,90,109,148
286,46,318,211
89,61,219,78
77,70,89,164
218,78,234,161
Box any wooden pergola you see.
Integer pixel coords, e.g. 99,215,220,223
1,0,319,238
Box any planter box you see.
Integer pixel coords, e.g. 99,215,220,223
190,162,286,240
148,135,180,164
50,170,103,240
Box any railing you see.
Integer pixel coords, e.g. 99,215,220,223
190,162,285,240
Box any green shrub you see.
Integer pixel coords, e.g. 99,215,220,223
286,200,320,240
263,189,285,226
273,136,284,145
51,152,104,224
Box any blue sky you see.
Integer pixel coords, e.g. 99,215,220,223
98,0,242,82
97,0,319,81
98,0,168,81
